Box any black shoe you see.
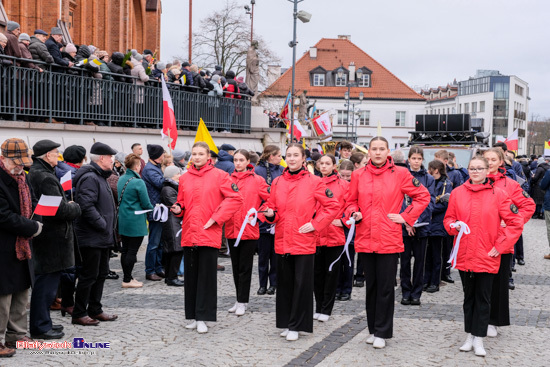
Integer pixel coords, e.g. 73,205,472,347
257,287,267,295
266,286,276,295
52,324,64,331
441,275,454,284
165,279,185,287
218,253,230,258
401,297,411,305
353,280,365,288
340,294,351,301
109,250,118,258
511,267,516,272
423,284,428,291
426,285,439,293
156,271,166,278
509,281,515,290
31,329,65,340
518,259,525,266
335,292,342,301
217,264,225,271
410,298,421,306
106,271,119,280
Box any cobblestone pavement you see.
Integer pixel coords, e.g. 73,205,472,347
3,220,549,366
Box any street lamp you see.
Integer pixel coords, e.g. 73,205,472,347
288,0,311,143
350,92,364,142
339,66,363,140
244,0,256,44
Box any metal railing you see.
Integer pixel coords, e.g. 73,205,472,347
0,55,251,132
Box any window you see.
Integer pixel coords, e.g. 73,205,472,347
312,74,325,86
358,74,370,87
515,84,524,96
337,110,348,125
459,104,462,113
472,102,477,113
464,103,470,113
479,101,485,112
358,110,370,125
395,111,406,126
335,74,347,87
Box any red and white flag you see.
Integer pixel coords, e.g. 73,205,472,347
311,111,333,138
504,129,519,151
60,171,72,191
161,77,178,149
34,195,63,216
289,119,308,141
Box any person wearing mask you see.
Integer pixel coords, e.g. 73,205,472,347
314,154,348,322
170,142,243,334
225,150,270,316
117,154,154,288
261,143,340,341
444,156,524,357
345,136,430,349
254,145,284,295
424,160,453,293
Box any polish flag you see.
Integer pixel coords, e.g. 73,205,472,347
504,129,519,151
60,171,72,191
290,119,308,141
34,195,63,216
161,77,178,150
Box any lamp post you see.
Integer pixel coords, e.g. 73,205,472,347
338,67,363,141
244,0,256,44
348,92,364,143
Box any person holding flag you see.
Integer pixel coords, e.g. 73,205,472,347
27,140,81,340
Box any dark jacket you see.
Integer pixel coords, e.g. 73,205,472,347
18,42,41,71
238,82,254,97
254,161,285,233
447,165,464,188
55,161,79,181
45,37,69,66
0,169,39,295
141,161,164,221
4,30,22,58
532,162,550,205
73,161,116,248
401,167,435,238
539,169,550,211
75,45,99,74
214,150,235,175
106,52,127,82
29,35,54,64
192,71,208,92
27,159,81,274
161,179,183,253
180,68,194,86
428,175,453,237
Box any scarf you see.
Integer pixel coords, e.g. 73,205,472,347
0,159,33,260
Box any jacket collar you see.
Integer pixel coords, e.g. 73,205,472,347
124,169,141,179
366,156,395,175
231,170,254,180
463,178,493,192
282,167,308,180
89,161,112,179
487,167,506,181
322,171,340,184
188,160,215,176
32,158,55,174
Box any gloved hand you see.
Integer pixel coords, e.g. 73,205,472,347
33,222,43,238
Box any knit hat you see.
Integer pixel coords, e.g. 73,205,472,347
134,53,143,61
131,49,138,56
114,152,127,164
51,27,63,35
156,62,166,71
225,70,236,79
147,144,164,160
164,165,182,179
7,21,20,32
64,43,77,54
90,142,117,155
18,33,31,42
215,65,222,71
88,45,97,54
211,75,220,83
172,149,186,162
63,145,86,164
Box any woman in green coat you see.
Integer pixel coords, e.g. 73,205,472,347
117,153,154,288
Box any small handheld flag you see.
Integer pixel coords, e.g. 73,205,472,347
60,171,72,192
34,195,63,217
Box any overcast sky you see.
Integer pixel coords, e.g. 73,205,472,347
161,0,550,118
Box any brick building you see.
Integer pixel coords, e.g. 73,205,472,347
0,0,161,56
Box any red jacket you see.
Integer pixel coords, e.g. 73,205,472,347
443,179,524,273
262,168,340,255
226,170,270,240
176,161,243,249
316,173,349,247
345,157,430,254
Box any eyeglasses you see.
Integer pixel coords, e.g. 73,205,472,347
468,167,488,172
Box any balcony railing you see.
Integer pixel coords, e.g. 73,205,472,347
0,55,251,132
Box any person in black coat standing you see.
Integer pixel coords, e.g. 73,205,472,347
0,138,43,356
27,140,81,340
45,27,73,71
72,142,118,326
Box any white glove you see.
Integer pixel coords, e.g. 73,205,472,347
33,222,43,238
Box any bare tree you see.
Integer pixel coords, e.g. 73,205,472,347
527,114,550,156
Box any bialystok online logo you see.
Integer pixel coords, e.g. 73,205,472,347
16,338,110,350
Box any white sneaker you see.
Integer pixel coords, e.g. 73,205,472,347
366,334,375,344
487,325,498,337
313,313,320,320
235,303,246,316
473,337,486,357
185,320,197,329
228,302,238,313
317,314,330,322
459,334,474,352
196,321,208,334
373,337,386,349
280,329,289,337
286,331,299,341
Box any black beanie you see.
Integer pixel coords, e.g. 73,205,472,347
147,144,164,160
63,145,86,164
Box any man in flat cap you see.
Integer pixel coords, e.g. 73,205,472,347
72,142,118,326
27,140,81,339
4,21,22,59
29,30,54,64
0,138,43,357
45,27,73,69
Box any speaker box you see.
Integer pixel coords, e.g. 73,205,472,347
446,114,470,131
424,115,440,131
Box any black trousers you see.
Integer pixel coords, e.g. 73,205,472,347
442,236,453,277
336,243,355,296
355,254,366,282
361,253,399,339
59,266,78,308
276,254,314,332
29,271,61,335
73,247,110,319
314,246,343,315
459,270,494,337
228,239,257,303
489,253,511,327
258,233,277,288
400,237,427,300
164,251,184,281
424,236,444,287
120,235,144,283
513,235,524,263
183,246,218,322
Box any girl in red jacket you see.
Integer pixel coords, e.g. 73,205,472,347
262,143,340,341
444,156,524,357
170,142,243,334
313,154,349,322
483,148,535,338
226,149,270,316
345,136,430,349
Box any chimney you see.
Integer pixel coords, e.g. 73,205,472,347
338,35,351,41
349,62,355,82
309,47,317,59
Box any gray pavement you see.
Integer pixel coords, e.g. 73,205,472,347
2,219,550,366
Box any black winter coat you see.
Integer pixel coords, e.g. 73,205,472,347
0,169,39,295
161,180,183,253
428,176,453,237
107,52,127,82
532,162,550,205
27,159,82,274
45,37,69,66
73,162,116,248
